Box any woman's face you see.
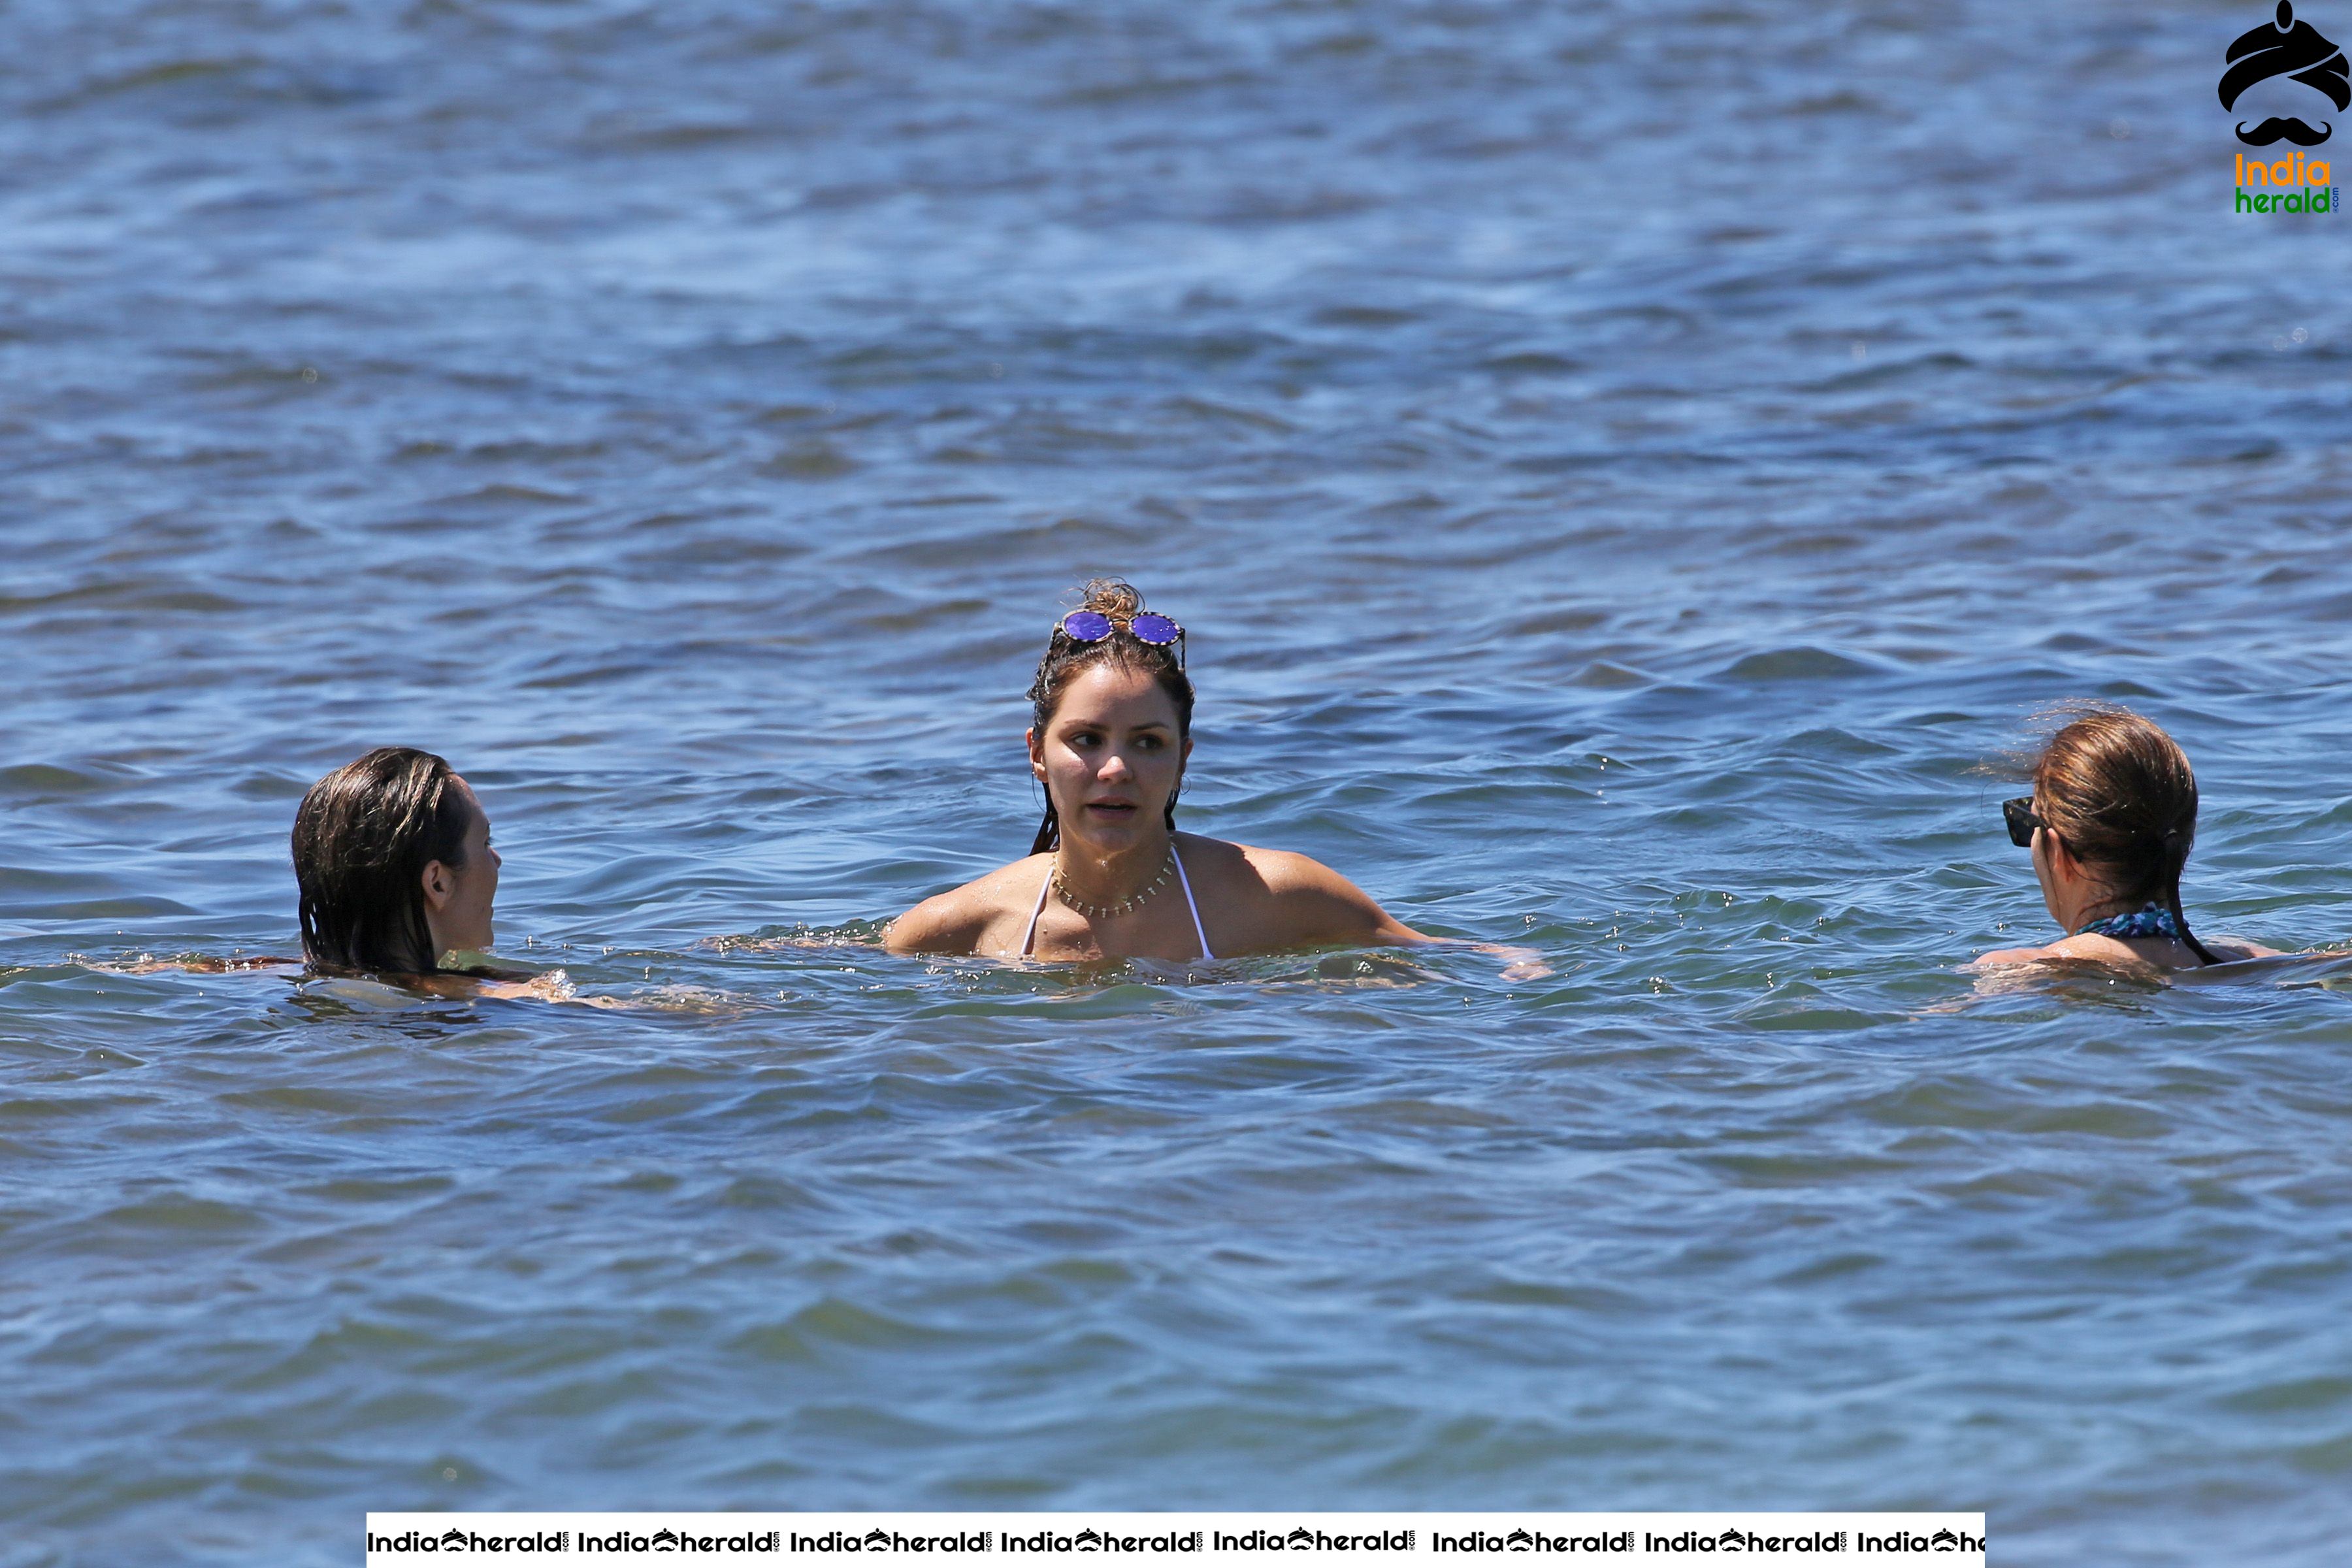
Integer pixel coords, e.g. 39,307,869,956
422,777,500,957
1028,663,1189,853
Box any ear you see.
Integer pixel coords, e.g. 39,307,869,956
1026,726,1045,779
2037,828,2087,896
420,859,455,913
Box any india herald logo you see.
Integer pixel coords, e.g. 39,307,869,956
2222,1,2349,145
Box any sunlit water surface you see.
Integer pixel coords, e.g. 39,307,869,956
4,2,2350,1564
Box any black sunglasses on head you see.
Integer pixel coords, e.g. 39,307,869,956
2002,796,2046,849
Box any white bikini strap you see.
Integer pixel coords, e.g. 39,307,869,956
1171,843,1213,962
1020,860,1053,957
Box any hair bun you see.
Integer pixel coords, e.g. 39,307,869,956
1077,577,1145,619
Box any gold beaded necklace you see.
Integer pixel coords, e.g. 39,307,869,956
1051,849,1175,921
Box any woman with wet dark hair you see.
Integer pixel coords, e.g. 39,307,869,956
886,579,1432,962
293,745,503,975
1977,705,2277,970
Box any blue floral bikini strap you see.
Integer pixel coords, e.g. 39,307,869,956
2078,903,2181,940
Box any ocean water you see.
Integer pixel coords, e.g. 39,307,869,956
4,1,2350,1563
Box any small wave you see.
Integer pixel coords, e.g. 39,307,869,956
705,921,892,953
69,56,260,102
0,764,116,799
1715,646,1887,682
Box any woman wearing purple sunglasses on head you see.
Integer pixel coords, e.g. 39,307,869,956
885,578,1435,964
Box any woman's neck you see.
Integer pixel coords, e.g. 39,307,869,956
1054,830,1174,902
2064,884,2146,936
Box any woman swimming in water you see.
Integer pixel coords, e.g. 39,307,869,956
1976,705,2277,970
885,580,1434,963
293,745,507,977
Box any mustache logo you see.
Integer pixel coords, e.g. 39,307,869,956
2238,114,2335,142
2221,4,2349,144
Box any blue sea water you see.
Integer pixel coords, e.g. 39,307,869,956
3,1,2351,1563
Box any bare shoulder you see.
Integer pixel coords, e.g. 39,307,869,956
1972,942,2058,968
1225,840,1351,892
1201,838,1427,945
1972,934,2134,968
2045,932,2147,966
884,856,1049,956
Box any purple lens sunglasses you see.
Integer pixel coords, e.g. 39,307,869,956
1056,610,1185,666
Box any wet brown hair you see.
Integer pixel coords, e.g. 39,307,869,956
2029,704,2219,964
1026,578,1196,855
291,746,478,974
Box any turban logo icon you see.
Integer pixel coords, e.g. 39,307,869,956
2221,1,2349,144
